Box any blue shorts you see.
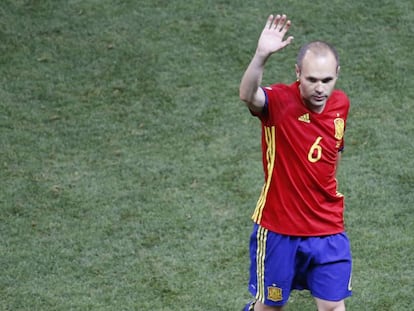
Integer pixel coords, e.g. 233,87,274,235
248,224,352,306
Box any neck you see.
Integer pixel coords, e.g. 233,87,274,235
302,98,325,114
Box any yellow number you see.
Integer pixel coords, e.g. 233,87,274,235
308,137,323,163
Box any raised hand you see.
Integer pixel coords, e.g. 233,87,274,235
256,14,294,57
239,14,294,109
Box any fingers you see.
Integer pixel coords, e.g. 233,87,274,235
265,14,274,29
284,35,294,46
268,14,291,32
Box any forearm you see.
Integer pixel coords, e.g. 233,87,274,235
239,51,268,111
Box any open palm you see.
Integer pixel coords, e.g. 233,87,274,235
257,14,294,56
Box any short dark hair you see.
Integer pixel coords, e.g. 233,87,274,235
296,41,339,70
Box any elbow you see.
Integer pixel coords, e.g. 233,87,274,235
239,88,252,105
239,87,265,113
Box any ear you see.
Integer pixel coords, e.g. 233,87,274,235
295,64,300,80
336,65,341,77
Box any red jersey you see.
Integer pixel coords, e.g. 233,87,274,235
252,82,350,236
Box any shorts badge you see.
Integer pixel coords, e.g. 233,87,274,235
267,286,283,302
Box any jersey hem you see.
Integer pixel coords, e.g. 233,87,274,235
255,221,345,237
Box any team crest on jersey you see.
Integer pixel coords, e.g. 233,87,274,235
267,286,283,302
334,118,345,140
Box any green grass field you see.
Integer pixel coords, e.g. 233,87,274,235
1,0,413,310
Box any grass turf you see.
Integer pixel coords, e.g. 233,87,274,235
0,0,413,310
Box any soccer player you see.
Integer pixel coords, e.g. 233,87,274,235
239,13,352,311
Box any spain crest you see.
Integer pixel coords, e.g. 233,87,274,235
334,118,345,140
267,286,283,302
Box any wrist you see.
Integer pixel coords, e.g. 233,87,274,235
254,49,271,64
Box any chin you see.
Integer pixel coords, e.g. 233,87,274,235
307,100,326,112
312,100,326,107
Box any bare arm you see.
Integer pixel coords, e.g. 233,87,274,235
239,14,294,113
